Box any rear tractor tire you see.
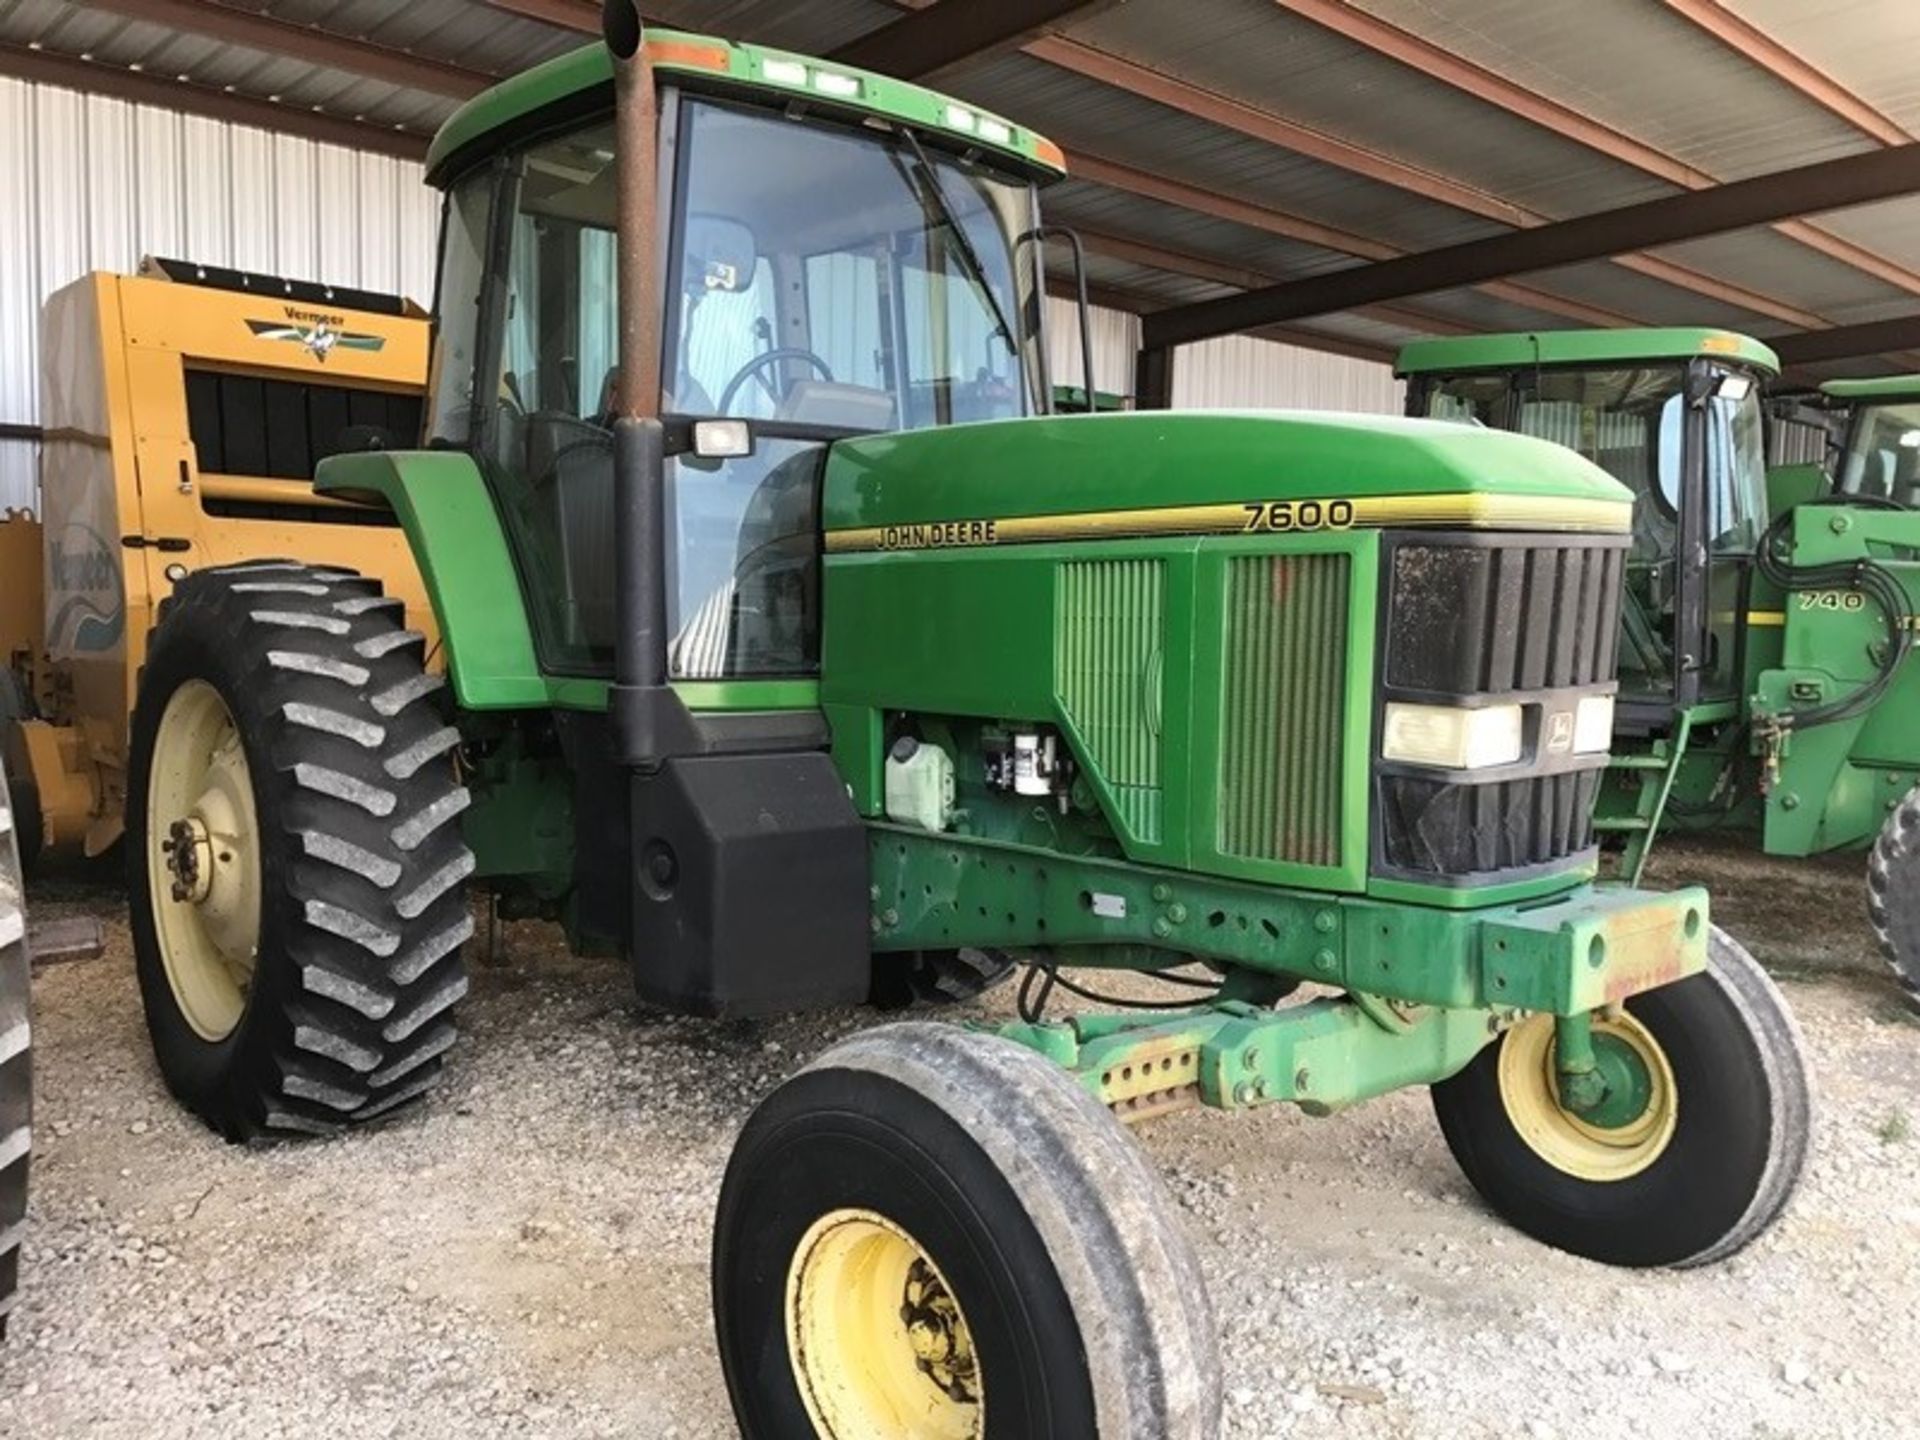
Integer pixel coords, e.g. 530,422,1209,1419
1867,784,1920,1013
1431,925,1810,1268
127,561,474,1142
714,1022,1221,1439
0,758,32,1336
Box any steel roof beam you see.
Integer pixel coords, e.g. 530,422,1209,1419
1068,152,1634,329
829,0,1112,81
0,41,431,159
1660,0,1909,146
80,0,494,98
1273,0,1920,303
1141,141,1920,350
1772,315,1920,367
1026,35,1821,329
1070,226,1478,336
483,0,600,31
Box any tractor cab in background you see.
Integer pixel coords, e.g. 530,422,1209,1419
1824,375,1920,506
1399,330,1775,727
1399,330,1920,1008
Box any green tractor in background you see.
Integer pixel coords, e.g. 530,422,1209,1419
1398,331,1920,1010
124,9,1810,1434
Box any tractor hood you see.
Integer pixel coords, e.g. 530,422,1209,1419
820,410,1632,554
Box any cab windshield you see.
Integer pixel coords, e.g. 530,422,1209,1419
1838,399,1920,504
427,94,1044,678
1419,362,1768,701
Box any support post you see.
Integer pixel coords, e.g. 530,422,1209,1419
1133,343,1173,411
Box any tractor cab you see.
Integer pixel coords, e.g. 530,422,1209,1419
1823,375,1920,506
421,38,1064,683
1397,331,1777,730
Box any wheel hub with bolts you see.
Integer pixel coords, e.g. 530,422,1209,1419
162,817,212,903
785,1207,983,1439
901,1257,979,1404
1498,1011,1677,1182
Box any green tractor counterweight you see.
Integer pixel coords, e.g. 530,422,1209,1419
122,13,1812,1437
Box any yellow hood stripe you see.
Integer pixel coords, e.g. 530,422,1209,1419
824,491,1630,554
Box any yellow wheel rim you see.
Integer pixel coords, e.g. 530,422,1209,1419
1496,1012,1678,1182
785,1208,983,1439
146,680,263,1042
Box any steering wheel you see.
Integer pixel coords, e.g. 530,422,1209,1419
715,347,835,417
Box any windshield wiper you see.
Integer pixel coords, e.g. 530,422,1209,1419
892,128,1018,358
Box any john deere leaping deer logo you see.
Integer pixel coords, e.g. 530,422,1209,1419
247,304,385,362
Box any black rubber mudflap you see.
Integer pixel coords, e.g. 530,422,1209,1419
0,760,31,1337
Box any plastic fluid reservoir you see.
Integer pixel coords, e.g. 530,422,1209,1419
885,736,955,832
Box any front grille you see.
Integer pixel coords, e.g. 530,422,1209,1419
1385,540,1623,696
1219,552,1348,868
1379,771,1602,874
1376,534,1625,883
1056,558,1165,845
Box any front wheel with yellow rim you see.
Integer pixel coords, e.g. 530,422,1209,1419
714,1023,1221,1439
1431,925,1811,1268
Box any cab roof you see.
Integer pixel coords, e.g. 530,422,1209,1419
425,28,1066,188
1395,328,1781,379
1819,375,1920,401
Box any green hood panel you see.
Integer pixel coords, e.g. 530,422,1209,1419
1396,328,1780,378
821,411,1632,550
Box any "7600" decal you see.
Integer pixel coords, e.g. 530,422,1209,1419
1240,499,1357,533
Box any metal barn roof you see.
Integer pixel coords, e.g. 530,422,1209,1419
7,0,1920,381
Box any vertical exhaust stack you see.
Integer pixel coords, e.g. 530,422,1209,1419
603,0,682,767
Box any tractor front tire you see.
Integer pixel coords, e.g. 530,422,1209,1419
714,1022,1220,1439
1868,784,1920,1013
1432,925,1810,1268
128,562,473,1142
0,758,32,1336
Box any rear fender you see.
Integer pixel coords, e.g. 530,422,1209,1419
315,450,547,710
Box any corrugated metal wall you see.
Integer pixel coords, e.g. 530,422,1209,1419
0,76,440,512
1045,295,1138,401
0,72,1405,509
1173,333,1404,414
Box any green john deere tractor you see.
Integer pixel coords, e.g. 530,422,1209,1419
1398,330,1920,1010
125,10,1809,1434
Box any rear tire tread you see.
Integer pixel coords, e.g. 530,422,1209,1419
1866,785,1920,1013
129,563,472,1142
0,759,32,1334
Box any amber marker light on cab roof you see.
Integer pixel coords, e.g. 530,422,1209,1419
646,38,730,71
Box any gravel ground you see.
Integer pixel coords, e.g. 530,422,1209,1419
1,835,1916,1438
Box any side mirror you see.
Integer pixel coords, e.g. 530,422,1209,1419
1656,395,1685,517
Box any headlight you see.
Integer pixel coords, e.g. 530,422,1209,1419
1573,694,1615,754
1382,702,1524,770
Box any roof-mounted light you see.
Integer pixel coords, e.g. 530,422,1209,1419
812,70,862,99
944,104,976,132
762,58,808,86
976,116,1012,145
